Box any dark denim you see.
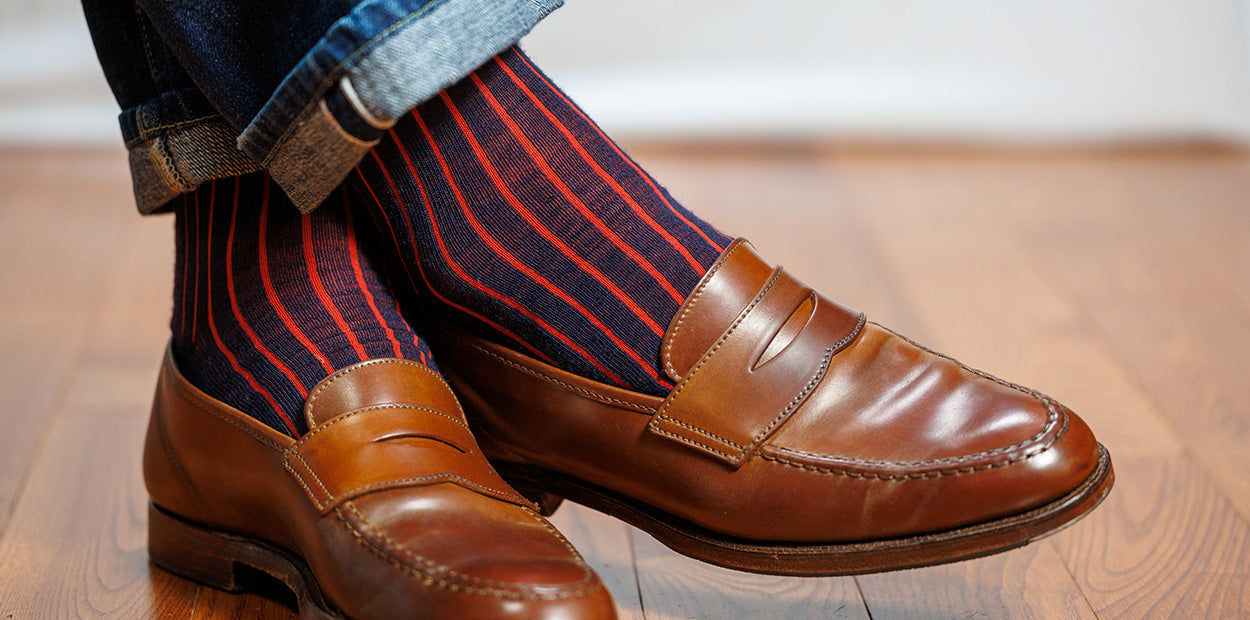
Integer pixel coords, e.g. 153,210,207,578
82,0,562,214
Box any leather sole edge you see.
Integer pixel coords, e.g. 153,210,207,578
495,444,1115,577
147,503,345,619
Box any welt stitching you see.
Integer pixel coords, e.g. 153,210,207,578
338,503,602,598
282,457,327,509
653,267,783,442
662,241,743,377
466,341,656,412
873,321,1063,455
654,415,744,449
758,449,1043,480
650,426,736,460
306,358,460,424
744,345,836,454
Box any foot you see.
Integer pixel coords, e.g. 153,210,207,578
145,349,617,618
424,239,1114,575
346,48,1112,574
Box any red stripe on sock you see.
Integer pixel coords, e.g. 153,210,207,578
399,116,623,382
467,71,680,324
224,178,309,399
510,50,724,254
204,180,299,436
428,100,661,386
492,56,708,276
258,177,335,375
359,149,555,365
302,213,368,362
349,169,424,297
342,193,403,359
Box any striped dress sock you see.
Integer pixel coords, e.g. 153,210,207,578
172,172,437,437
349,45,733,396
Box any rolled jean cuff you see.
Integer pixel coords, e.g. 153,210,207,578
120,89,261,215
239,0,562,213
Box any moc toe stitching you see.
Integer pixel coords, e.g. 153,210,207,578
336,502,601,600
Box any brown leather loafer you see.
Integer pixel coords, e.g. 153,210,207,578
426,238,1114,576
144,348,616,619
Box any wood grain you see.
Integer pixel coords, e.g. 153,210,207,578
629,528,869,620
4,146,1250,618
548,503,646,620
0,149,137,531
799,153,1250,618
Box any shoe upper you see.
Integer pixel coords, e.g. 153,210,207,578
145,350,616,619
431,238,1104,543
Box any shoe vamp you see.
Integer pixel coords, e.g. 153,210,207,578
344,485,593,589
766,323,1059,471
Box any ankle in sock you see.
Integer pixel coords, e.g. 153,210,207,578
172,173,437,437
349,45,733,396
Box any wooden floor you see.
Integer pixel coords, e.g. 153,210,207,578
0,144,1248,619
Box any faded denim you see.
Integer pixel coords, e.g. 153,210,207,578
82,0,562,214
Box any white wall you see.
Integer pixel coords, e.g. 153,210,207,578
3,0,1250,145
522,0,1250,142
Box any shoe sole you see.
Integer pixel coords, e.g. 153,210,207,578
147,503,345,619
496,443,1114,577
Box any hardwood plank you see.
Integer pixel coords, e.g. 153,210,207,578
857,545,1096,620
0,149,136,531
1011,157,1250,520
548,504,645,620
833,157,1182,460
825,154,1250,618
629,528,869,620
1053,455,1250,618
0,414,195,618
0,412,295,619
0,150,295,618
57,204,171,420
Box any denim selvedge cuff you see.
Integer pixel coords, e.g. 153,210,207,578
121,0,560,214
240,0,563,213
118,87,261,214
127,116,262,214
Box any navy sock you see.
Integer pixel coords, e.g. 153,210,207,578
349,46,732,395
172,173,437,437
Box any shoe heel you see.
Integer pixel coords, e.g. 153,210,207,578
147,503,247,591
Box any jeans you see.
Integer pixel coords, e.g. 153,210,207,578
81,0,562,214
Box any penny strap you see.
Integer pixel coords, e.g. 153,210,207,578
649,264,864,467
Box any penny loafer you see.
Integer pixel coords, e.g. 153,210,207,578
144,347,616,619
425,238,1114,576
